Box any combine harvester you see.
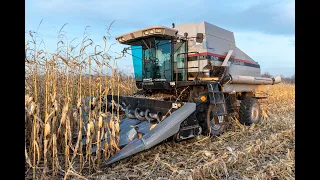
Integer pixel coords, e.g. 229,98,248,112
88,21,281,166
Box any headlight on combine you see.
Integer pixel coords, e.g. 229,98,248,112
144,30,149,35
117,37,125,42
149,29,154,34
155,28,162,33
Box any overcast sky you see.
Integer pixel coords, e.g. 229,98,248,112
26,0,295,77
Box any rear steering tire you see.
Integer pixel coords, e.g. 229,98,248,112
239,97,261,125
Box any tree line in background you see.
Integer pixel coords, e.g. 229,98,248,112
261,72,295,84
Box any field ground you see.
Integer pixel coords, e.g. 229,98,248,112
88,84,295,180
25,73,294,180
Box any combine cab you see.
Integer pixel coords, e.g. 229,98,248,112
82,22,281,166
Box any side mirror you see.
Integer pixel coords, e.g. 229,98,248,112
196,33,204,43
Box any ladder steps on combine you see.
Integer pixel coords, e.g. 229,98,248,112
207,83,228,116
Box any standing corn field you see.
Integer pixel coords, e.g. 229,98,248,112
25,25,137,179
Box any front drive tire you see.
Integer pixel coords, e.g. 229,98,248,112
206,104,228,135
239,97,261,125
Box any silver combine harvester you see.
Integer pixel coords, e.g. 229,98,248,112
83,21,281,166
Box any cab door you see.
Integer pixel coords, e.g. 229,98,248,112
173,40,187,81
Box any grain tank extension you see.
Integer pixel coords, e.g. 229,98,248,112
82,22,281,166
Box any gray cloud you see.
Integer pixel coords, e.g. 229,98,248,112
155,0,294,35
30,0,294,36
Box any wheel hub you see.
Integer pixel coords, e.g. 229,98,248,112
251,104,259,121
211,115,224,130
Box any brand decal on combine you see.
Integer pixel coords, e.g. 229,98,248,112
187,52,260,68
